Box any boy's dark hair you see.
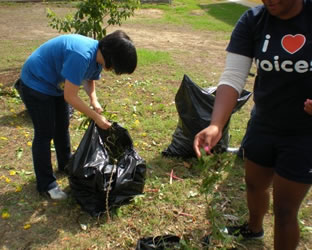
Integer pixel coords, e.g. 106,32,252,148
98,30,137,75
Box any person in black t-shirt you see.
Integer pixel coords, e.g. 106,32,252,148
194,0,312,249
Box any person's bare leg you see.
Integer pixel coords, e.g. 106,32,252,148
245,159,274,232
273,174,311,250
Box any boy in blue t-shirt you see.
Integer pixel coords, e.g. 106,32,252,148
18,30,137,200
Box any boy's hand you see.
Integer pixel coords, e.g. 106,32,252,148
91,99,103,114
95,115,111,130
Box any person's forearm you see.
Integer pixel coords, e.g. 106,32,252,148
83,80,97,102
65,93,101,121
64,80,101,122
210,85,239,130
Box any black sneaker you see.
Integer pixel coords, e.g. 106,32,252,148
223,223,264,240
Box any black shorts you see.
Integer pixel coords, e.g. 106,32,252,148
241,118,312,184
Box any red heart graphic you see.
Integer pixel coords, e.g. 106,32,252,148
281,34,306,54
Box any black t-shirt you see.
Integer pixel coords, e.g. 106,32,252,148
227,0,312,134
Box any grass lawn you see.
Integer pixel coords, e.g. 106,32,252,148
0,0,311,249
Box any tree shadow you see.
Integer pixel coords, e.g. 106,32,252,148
0,109,32,128
146,151,270,249
0,170,115,249
0,178,75,249
198,2,249,27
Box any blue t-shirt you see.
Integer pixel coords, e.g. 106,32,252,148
21,34,102,96
227,1,312,133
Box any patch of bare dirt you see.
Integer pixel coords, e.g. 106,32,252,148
134,8,164,18
189,9,206,16
0,3,227,85
0,70,20,86
0,3,60,41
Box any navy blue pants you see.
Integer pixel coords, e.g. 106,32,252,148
20,80,71,192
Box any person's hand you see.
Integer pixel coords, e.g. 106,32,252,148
91,99,103,114
304,99,312,115
95,115,111,130
193,125,222,158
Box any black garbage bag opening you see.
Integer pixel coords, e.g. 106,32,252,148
65,120,146,216
162,74,252,158
136,235,181,250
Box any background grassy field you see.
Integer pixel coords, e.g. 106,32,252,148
0,0,311,249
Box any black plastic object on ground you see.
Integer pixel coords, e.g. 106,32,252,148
136,235,181,250
65,120,146,217
162,74,252,158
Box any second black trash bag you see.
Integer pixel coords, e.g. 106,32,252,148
65,120,146,217
162,74,252,158
136,235,181,250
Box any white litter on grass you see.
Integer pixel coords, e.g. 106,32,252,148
224,214,239,222
226,147,239,154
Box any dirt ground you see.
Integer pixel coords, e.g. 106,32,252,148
0,3,228,87
1,3,312,250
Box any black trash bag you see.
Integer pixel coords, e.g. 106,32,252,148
65,120,146,217
162,74,252,158
136,235,181,250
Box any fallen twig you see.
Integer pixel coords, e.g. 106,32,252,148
170,169,173,184
165,172,183,181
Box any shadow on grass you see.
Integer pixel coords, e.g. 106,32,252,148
0,171,112,249
147,153,198,180
199,154,268,249
0,176,73,249
198,2,249,27
147,152,268,249
0,109,33,128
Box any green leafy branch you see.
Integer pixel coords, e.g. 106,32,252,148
46,0,140,39
196,153,238,248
